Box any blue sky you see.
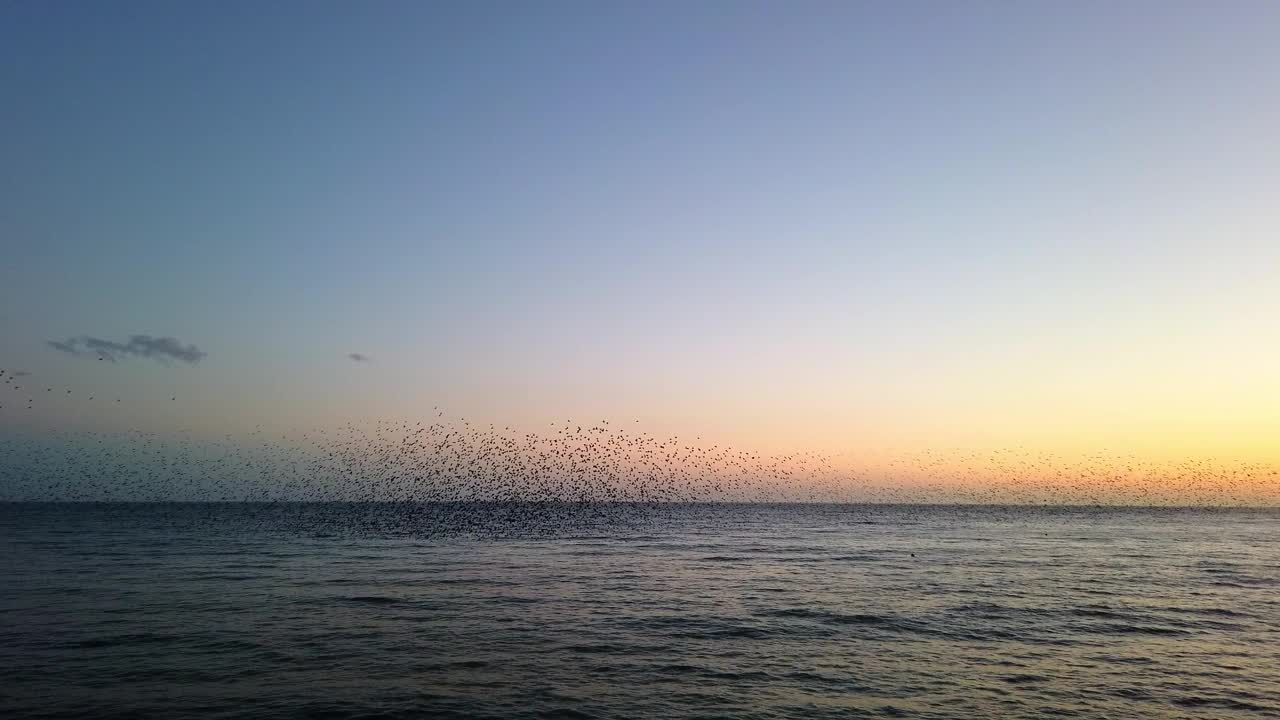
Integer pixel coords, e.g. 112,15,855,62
2,2,1278,457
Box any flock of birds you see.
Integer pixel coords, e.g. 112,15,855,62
3,367,1279,516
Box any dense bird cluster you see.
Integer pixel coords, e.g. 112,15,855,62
0,418,842,504
3,367,1279,513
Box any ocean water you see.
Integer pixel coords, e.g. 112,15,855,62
2,504,1278,719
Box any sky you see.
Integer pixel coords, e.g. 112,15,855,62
2,2,1278,468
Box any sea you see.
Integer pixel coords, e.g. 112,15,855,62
2,503,1278,719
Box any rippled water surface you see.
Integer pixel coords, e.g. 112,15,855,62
2,504,1279,719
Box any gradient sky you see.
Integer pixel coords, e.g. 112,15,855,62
2,2,1278,464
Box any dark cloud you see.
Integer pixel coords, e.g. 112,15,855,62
47,340,82,356
347,353,372,363
47,335,207,365
11,370,32,377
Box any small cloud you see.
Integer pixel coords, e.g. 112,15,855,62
11,370,31,377
48,340,83,356
47,334,207,365
347,353,372,363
